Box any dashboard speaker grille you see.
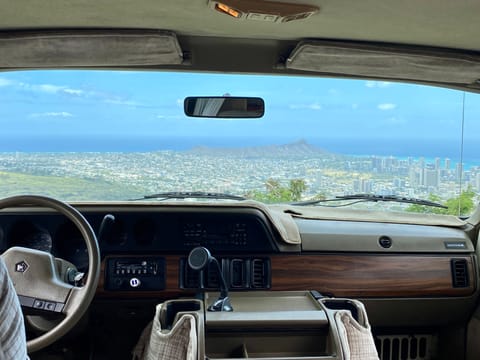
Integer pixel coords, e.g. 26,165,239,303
375,334,437,360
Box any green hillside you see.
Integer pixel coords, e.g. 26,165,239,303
0,171,144,201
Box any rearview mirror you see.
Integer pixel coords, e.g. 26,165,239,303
184,96,264,118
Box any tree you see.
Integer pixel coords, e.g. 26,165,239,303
443,188,476,216
265,178,280,192
246,178,308,203
405,188,476,216
289,179,307,201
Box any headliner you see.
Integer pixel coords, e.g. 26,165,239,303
0,0,479,91
1,0,478,50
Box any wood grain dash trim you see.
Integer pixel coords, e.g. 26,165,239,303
95,254,476,299
270,254,476,297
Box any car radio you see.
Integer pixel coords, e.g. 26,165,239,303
105,257,166,291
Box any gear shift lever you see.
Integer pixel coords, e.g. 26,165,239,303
187,246,233,312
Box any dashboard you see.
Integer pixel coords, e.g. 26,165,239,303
1,202,478,359
0,206,279,295
0,207,276,264
0,203,476,301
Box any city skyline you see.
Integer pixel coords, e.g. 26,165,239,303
0,144,475,206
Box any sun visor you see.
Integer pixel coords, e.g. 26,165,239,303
286,41,480,85
0,30,183,68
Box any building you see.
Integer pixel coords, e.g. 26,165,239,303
423,169,440,188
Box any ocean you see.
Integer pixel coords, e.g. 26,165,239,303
0,135,478,167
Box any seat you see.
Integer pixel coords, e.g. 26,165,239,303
0,257,28,360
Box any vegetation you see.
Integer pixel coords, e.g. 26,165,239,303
247,176,477,217
405,187,476,216
246,178,309,203
1,167,476,217
0,171,144,201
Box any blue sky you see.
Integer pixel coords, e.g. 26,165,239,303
0,70,479,158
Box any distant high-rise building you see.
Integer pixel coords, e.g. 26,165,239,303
409,168,420,187
456,163,463,181
353,179,373,193
353,179,360,193
423,169,439,188
434,157,441,170
385,156,396,169
445,158,451,170
393,178,405,188
419,157,425,169
371,156,383,172
362,180,373,193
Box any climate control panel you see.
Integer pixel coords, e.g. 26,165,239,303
105,257,166,291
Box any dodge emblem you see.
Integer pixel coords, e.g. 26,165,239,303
15,261,29,273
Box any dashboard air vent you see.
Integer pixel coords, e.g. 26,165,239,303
183,261,201,288
180,256,270,290
230,259,247,288
451,259,469,288
375,334,437,360
206,261,220,288
251,258,270,288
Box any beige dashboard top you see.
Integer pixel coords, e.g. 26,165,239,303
270,204,467,227
68,200,469,246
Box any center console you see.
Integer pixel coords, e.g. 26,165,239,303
204,291,335,359
162,291,359,360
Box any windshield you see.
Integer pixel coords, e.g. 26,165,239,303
1,70,479,216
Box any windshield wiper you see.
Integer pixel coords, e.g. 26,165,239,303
129,191,246,201
291,193,448,209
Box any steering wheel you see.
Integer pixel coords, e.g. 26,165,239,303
0,195,100,353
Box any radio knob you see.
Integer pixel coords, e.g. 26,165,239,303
129,277,141,288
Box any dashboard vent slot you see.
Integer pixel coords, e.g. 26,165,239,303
375,334,437,360
183,260,201,288
206,261,220,289
180,256,271,290
451,259,469,288
251,258,270,289
230,259,247,288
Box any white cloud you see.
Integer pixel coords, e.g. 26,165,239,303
384,117,406,125
366,81,392,88
156,115,184,120
377,103,396,111
0,78,13,87
63,88,84,96
13,80,139,107
30,111,73,118
37,84,65,93
289,102,322,110
18,82,86,97
104,99,141,106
